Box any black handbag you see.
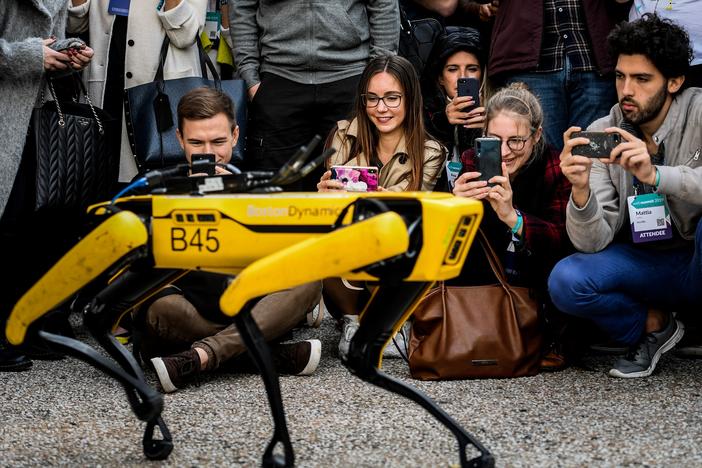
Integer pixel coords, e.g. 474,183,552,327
124,35,247,170
20,74,119,215
398,6,444,78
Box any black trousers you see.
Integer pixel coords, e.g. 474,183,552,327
245,72,360,191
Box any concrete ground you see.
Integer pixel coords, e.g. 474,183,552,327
1,314,701,467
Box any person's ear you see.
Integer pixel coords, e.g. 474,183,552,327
667,75,685,94
176,128,185,150
231,125,240,147
533,126,543,145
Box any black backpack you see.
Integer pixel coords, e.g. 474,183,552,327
398,6,444,78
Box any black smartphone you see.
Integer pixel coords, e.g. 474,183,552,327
571,131,622,158
475,137,502,186
457,77,480,112
191,153,216,175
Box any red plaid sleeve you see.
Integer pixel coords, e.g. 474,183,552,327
520,149,572,257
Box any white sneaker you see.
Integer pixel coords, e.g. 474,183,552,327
305,302,325,328
383,320,411,360
338,314,359,360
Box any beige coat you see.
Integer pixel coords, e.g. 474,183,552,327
328,119,445,192
67,0,207,181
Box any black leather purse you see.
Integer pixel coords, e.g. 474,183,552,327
21,74,119,215
124,35,247,170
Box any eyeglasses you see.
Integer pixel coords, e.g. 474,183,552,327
362,93,403,108
486,134,534,152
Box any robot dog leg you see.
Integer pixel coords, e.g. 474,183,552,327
218,211,411,467
6,211,176,459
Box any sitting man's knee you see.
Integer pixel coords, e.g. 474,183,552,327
548,255,594,316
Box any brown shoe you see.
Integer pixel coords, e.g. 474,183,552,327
540,349,568,372
150,349,201,393
271,340,321,376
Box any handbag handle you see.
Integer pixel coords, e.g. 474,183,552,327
477,229,512,290
44,71,104,135
154,34,222,90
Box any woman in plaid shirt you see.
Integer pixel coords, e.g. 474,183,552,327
452,83,573,370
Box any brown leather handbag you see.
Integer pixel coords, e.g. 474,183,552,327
408,230,542,380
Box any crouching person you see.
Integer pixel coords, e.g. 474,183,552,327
138,87,322,393
549,15,702,378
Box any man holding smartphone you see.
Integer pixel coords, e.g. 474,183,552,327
142,88,323,393
550,15,702,378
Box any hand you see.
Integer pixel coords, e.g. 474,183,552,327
248,83,260,101
478,2,499,21
317,170,345,192
606,126,657,186
486,162,517,226
446,97,483,127
66,45,93,70
463,106,486,129
42,38,70,71
214,164,232,175
453,171,489,199
559,126,593,208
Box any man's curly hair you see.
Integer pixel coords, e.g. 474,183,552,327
608,13,693,80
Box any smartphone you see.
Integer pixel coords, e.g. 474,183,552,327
457,77,480,112
571,131,622,158
191,153,216,176
330,165,379,192
474,137,502,186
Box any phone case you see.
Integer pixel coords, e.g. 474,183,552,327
475,137,502,185
331,166,379,192
571,132,622,158
457,77,480,111
191,154,216,175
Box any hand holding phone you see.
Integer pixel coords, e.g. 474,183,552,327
571,131,622,158
330,165,379,192
474,137,502,186
457,77,480,112
191,153,216,176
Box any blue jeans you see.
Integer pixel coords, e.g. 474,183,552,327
506,57,617,151
547,222,702,345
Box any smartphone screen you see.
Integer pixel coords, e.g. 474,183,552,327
457,77,480,112
191,153,216,176
330,166,379,192
475,137,502,186
571,132,622,158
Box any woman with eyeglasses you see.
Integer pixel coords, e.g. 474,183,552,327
316,55,445,360
317,55,445,192
452,83,574,371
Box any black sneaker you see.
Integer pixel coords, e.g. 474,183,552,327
609,316,684,378
0,339,33,372
150,349,201,393
272,339,321,376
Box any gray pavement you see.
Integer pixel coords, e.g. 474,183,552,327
1,314,701,467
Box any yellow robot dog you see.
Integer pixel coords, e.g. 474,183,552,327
6,150,492,467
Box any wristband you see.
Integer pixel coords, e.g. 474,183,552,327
654,168,661,188
511,210,523,235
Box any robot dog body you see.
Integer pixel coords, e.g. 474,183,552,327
7,189,493,467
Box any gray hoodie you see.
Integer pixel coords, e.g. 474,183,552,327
230,0,399,89
567,87,702,253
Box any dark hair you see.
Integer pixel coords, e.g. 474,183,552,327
608,13,693,80
177,87,237,131
421,27,486,119
426,26,484,81
347,55,428,191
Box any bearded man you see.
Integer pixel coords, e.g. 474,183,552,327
549,14,702,378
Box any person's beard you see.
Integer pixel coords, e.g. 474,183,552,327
619,83,668,125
